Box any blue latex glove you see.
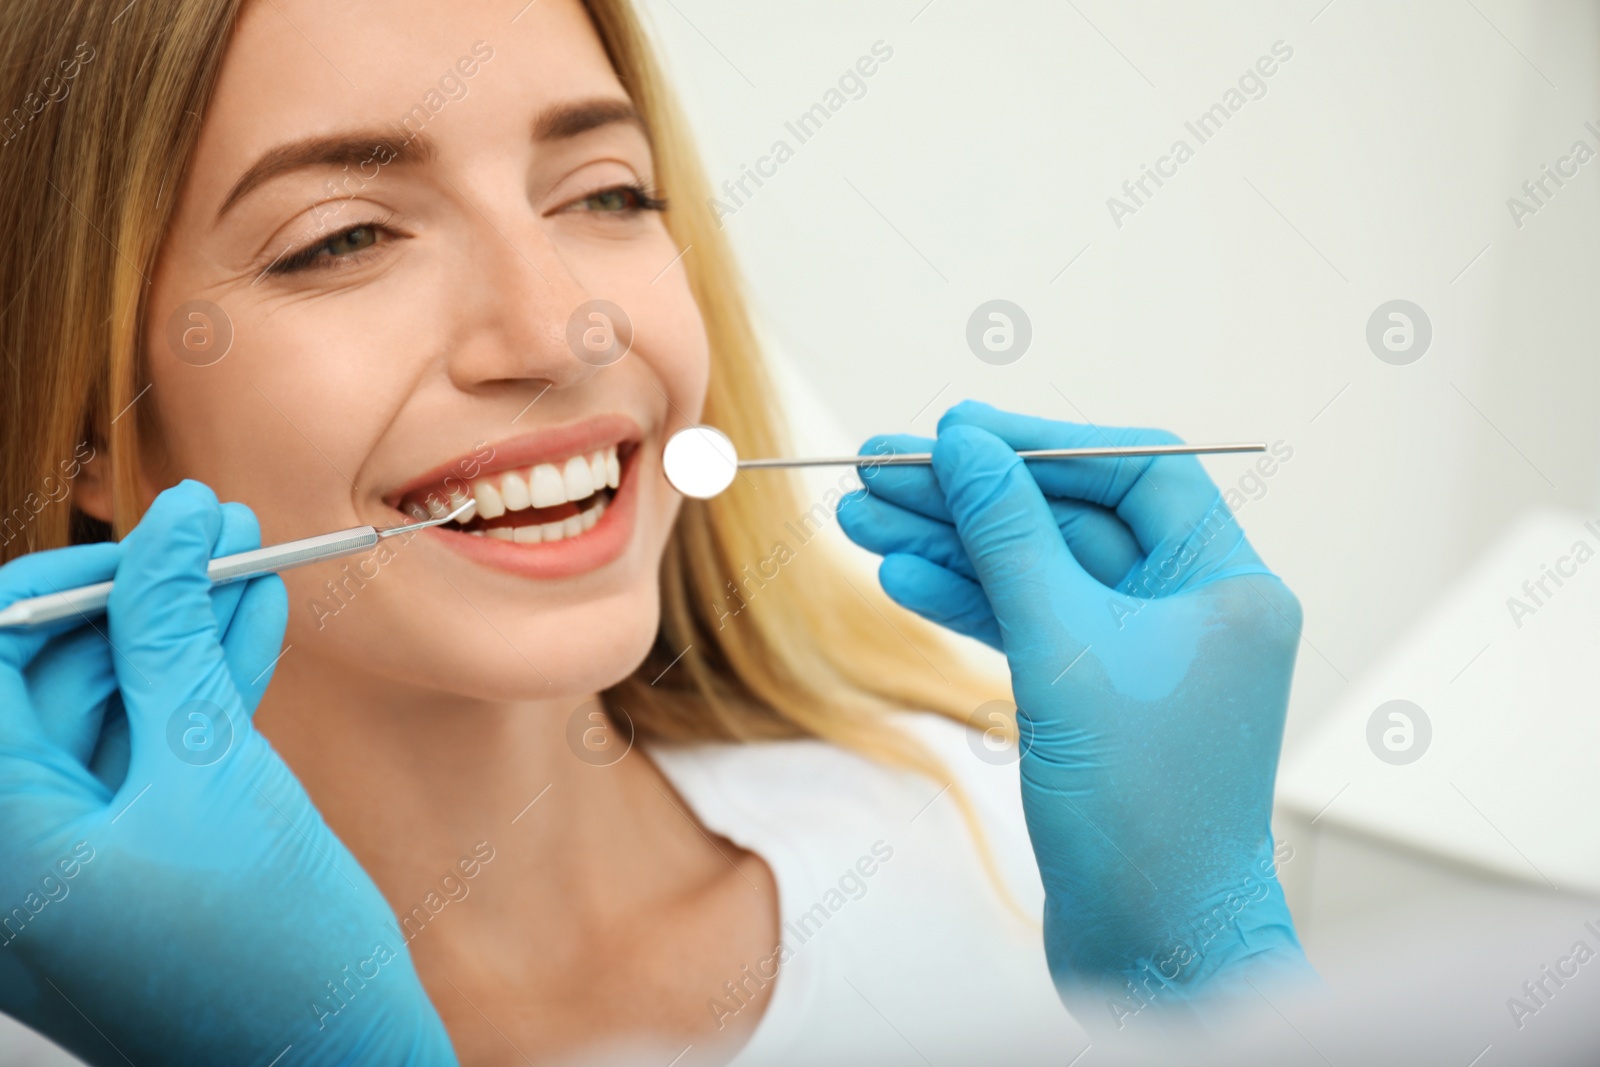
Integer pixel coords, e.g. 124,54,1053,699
839,401,1313,1034
0,481,457,1065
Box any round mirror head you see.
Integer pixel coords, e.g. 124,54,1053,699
662,425,739,500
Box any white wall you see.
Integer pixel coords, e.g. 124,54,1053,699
637,0,1600,753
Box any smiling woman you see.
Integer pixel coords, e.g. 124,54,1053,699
0,1,1078,1065
0,0,991,780
0,0,1324,1062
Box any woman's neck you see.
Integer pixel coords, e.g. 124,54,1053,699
252,647,780,1062
253,648,705,952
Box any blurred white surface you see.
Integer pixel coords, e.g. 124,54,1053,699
1279,507,1600,892
0,1015,75,1067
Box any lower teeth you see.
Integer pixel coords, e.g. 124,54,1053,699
476,495,608,543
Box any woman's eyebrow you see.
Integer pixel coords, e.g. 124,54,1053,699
216,99,644,222
532,97,646,144
216,131,437,221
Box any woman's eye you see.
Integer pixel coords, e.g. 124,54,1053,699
571,184,667,215
268,222,389,275
323,225,378,256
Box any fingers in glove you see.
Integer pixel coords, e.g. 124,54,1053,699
0,543,122,750
854,434,950,524
209,502,288,712
879,553,1002,650
220,575,287,713
1047,498,1145,589
937,400,1261,572
0,543,122,670
26,626,117,763
847,454,1146,590
931,425,1106,659
105,481,261,784
838,492,978,581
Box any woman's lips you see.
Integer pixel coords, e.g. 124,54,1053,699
377,414,648,580
413,441,642,580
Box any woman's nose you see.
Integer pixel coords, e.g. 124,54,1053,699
442,192,616,393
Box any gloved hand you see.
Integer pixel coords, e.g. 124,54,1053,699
839,401,1313,1035
0,481,457,1066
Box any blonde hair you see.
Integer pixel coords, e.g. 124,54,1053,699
0,0,1016,892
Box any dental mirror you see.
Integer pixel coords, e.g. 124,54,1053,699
662,425,1269,501
662,425,740,499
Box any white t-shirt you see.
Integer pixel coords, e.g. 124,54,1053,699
649,711,1089,1066
0,713,1085,1066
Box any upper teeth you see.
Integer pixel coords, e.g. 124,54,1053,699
418,444,620,524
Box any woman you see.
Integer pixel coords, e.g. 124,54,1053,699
0,1,1310,1063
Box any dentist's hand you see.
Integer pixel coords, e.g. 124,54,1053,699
0,481,457,1066
839,402,1312,1034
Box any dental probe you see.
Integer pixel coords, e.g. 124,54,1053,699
661,425,1267,500
0,499,475,630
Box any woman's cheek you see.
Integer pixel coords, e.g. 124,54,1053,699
642,275,712,421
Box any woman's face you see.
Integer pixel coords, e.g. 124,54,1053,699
142,0,708,702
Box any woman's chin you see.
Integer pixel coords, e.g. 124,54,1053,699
310,598,665,706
